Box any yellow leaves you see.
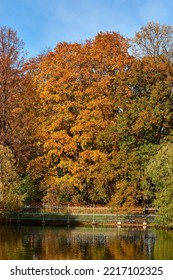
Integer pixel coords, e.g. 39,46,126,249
41,174,74,205
27,31,145,205
110,180,143,213
79,149,108,163
71,98,112,150
44,131,77,157
70,150,109,193
27,154,53,180
132,109,157,133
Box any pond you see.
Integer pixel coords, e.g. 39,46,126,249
0,225,173,260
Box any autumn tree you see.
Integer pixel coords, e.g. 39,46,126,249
23,25,173,212
12,56,45,173
28,32,133,205
0,26,25,146
111,66,172,209
1,22,173,214
0,27,44,208
0,27,43,175
109,23,173,210
131,22,173,60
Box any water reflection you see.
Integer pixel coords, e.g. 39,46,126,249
0,225,173,260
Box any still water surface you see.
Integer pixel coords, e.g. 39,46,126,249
0,225,173,260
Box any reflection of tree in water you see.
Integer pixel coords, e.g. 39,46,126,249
67,227,106,245
22,226,45,260
153,229,173,260
66,226,110,259
0,225,45,260
19,226,115,259
56,227,157,260
142,229,157,259
1,225,173,260
107,228,157,260
0,225,24,259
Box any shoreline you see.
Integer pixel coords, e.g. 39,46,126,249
0,211,155,227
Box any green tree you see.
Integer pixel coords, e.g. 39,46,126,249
143,142,173,227
0,145,22,210
18,175,40,205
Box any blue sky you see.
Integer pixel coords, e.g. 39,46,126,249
0,0,173,57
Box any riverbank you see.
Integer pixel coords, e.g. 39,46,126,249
0,211,155,227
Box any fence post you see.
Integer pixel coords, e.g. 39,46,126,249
92,203,96,225
67,203,70,225
42,204,45,226
17,212,20,225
